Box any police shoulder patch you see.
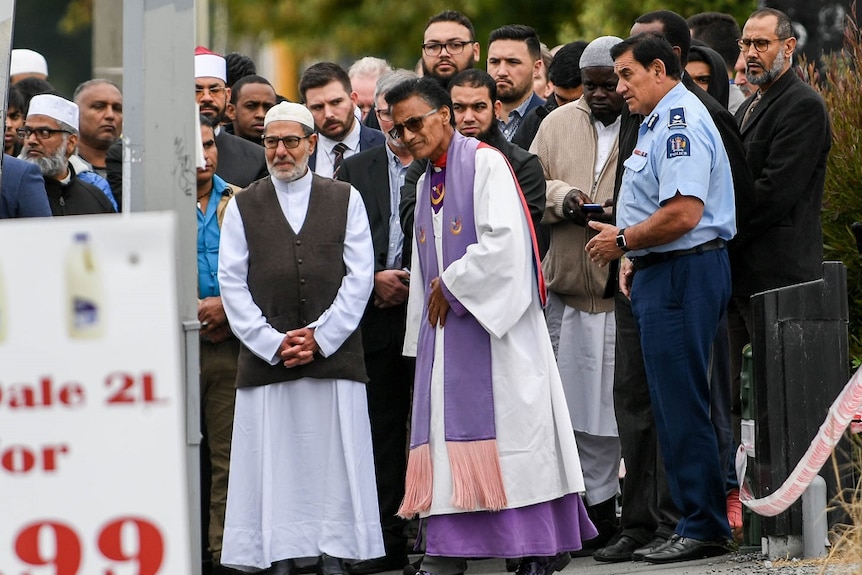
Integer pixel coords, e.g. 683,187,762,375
668,107,687,129
666,133,691,158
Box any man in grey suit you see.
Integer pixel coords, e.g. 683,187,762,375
336,69,416,575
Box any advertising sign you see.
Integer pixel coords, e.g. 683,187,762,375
0,213,191,575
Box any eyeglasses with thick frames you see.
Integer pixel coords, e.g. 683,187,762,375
389,108,439,140
261,134,311,149
422,41,475,57
376,107,392,121
737,37,790,52
18,127,71,140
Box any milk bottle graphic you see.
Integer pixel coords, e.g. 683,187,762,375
66,232,105,338
0,263,7,342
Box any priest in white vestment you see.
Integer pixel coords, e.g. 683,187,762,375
386,77,595,575
218,102,384,573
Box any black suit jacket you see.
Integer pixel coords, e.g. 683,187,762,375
730,70,831,297
309,123,386,172
337,145,406,354
215,129,269,188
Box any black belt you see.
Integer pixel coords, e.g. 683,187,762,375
629,238,726,270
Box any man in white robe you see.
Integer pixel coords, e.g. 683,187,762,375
218,102,384,574
386,77,594,575
530,36,625,555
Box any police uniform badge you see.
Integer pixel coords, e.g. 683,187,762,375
668,107,687,129
667,134,690,158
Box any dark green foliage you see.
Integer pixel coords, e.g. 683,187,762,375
812,11,862,365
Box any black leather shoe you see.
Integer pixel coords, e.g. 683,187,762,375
403,560,462,575
347,556,409,575
592,535,643,562
631,536,670,561
319,555,348,575
402,558,422,575
642,535,732,564
213,565,248,575
271,559,298,575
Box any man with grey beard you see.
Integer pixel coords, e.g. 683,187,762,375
728,7,831,429
19,94,114,216
217,101,382,574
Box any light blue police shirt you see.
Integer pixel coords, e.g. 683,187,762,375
616,82,736,256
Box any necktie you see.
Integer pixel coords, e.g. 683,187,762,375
332,142,348,176
741,91,761,129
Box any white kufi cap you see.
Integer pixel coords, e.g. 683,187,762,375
11,49,48,77
194,46,227,81
264,102,315,132
27,94,78,130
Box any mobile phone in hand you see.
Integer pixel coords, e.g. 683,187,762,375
580,203,604,213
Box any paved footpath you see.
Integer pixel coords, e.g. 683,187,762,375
392,551,859,575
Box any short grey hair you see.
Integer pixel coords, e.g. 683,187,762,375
72,78,121,103
375,69,418,102
56,118,78,136
348,56,392,81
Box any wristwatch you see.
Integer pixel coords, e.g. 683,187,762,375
616,228,630,252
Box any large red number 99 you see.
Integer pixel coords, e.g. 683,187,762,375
13,517,164,574
15,520,82,575
97,517,164,575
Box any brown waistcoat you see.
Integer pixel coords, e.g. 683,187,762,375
233,175,367,387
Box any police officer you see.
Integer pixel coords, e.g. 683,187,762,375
585,33,736,564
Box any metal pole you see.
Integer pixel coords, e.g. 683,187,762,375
123,2,200,574
0,0,14,191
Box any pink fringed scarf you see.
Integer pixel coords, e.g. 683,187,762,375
399,134,545,518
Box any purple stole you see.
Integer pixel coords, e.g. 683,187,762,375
398,132,545,517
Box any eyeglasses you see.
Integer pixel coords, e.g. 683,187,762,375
195,85,226,96
737,37,790,52
376,107,392,121
261,134,310,149
389,107,439,140
17,127,71,140
422,41,475,57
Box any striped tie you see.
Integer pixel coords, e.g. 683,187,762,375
332,142,348,177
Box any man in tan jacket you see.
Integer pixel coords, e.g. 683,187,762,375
530,35,625,556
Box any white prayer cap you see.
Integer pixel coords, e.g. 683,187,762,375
27,94,79,130
195,46,226,82
264,101,314,132
10,49,48,77
580,36,623,69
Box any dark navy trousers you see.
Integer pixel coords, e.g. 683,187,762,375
630,248,733,541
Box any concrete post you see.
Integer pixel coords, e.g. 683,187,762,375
123,2,200,574
92,0,122,89
802,475,828,558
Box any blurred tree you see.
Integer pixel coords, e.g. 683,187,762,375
220,0,758,66
15,0,91,98
812,12,862,365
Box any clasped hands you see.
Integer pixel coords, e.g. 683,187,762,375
279,327,319,368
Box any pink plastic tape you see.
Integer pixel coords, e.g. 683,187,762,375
736,367,862,517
